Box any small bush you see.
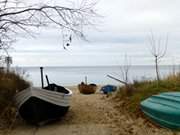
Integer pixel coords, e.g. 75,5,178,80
0,69,30,128
114,73,180,117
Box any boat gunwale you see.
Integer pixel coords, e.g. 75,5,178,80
15,86,72,109
141,109,180,130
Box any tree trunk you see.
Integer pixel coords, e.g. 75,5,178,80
155,56,160,84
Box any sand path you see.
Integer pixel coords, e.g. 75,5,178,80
1,86,178,135
2,86,118,135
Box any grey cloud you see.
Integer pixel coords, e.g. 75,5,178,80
10,0,180,66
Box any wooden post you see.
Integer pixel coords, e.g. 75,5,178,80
85,76,87,84
40,67,44,88
45,75,50,87
107,74,128,85
5,56,12,72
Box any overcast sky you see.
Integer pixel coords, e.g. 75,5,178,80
7,0,180,66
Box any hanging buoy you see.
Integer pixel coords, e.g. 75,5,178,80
66,43,70,46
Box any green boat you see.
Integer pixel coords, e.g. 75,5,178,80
140,92,180,130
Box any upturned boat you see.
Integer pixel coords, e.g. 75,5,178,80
100,85,117,94
141,92,180,130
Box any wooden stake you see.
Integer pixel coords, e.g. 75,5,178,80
45,75,50,87
85,76,87,84
107,74,128,85
40,67,44,88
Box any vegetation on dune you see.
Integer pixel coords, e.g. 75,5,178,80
0,69,30,128
114,73,180,117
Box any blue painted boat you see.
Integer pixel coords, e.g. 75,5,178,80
100,85,117,94
140,92,180,130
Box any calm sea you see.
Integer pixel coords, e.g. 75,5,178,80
19,65,179,87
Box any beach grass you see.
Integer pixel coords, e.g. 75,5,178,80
114,73,180,117
0,69,30,127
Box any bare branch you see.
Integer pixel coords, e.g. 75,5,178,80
0,0,99,54
148,32,168,83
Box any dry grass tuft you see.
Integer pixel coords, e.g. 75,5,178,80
114,73,180,117
0,69,30,128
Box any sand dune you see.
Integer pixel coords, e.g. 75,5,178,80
1,86,179,135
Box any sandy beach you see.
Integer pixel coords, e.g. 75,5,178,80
1,86,178,135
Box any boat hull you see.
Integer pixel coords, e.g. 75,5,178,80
78,83,97,94
100,85,117,94
15,85,72,125
141,92,180,130
19,97,69,124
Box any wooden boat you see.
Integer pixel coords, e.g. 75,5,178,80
14,83,72,125
78,82,97,94
140,92,180,130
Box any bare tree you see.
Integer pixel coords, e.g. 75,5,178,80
148,32,168,83
107,54,131,86
0,0,98,50
107,54,133,96
120,54,131,85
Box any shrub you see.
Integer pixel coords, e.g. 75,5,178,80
0,69,30,128
114,73,180,117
